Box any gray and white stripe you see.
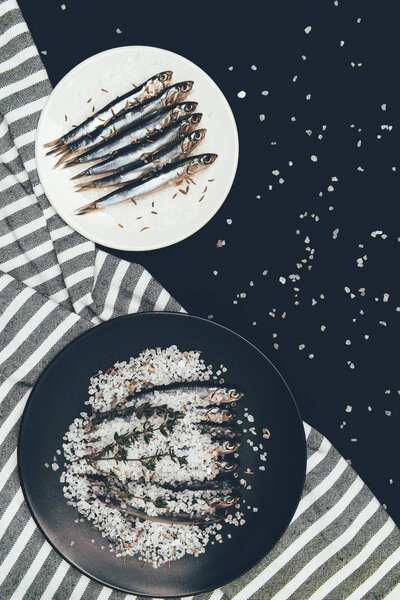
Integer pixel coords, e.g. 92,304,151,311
0,1,399,598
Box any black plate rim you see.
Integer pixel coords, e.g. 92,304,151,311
18,311,307,597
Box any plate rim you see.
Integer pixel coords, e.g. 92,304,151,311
18,311,306,597
35,46,239,252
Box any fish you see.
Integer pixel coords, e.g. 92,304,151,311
87,472,240,494
197,423,242,439
75,129,206,190
61,102,198,168
98,495,222,526
95,492,239,526
54,82,194,164
75,153,217,215
89,383,240,428
44,71,172,150
70,113,203,179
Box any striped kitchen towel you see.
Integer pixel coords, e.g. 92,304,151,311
1,1,400,598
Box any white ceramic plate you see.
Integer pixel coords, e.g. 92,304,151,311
35,46,239,251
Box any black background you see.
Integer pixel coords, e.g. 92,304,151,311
19,0,400,525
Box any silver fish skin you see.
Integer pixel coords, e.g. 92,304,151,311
161,477,240,493
76,129,206,190
191,406,238,423
75,153,217,214
65,102,197,166
44,71,172,149
71,113,202,179
63,81,194,157
198,422,242,438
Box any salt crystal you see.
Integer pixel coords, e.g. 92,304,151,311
237,91,246,99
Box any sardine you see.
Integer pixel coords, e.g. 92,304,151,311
95,492,239,526
44,71,172,150
75,154,217,215
75,129,206,190
71,113,202,179
55,82,193,163
62,102,197,167
98,495,222,526
89,383,239,427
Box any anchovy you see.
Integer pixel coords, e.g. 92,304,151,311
55,82,193,164
198,423,242,438
98,495,222,526
71,113,202,179
95,490,239,526
44,71,172,150
62,102,197,168
75,154,217,215
75,129,206,190
87,472,240,494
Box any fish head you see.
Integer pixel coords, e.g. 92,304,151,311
211,387,243,404
209,494,240,511
219,439,241,454
172,102,198,122
186,153,217,176
205,406,237,422
164,81,194,105
178,113,203,136
217,458,238,473
146,71,173,95
182,129,207,153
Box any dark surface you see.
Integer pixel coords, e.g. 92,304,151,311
19,0,400,526
18,312,306,597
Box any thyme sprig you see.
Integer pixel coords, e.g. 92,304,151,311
87,473,168,509
78,403,187,471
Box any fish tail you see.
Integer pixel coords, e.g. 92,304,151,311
43,136,63,148
75,201,98,215
74,181,95,192
45,144,64,156
70,167,91,180
61,156,81,169
53,151,72,169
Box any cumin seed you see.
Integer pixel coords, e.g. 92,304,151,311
101,88,109,93
117,223,124,228
141,226,150,231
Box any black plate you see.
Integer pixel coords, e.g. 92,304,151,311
18,312,306,597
